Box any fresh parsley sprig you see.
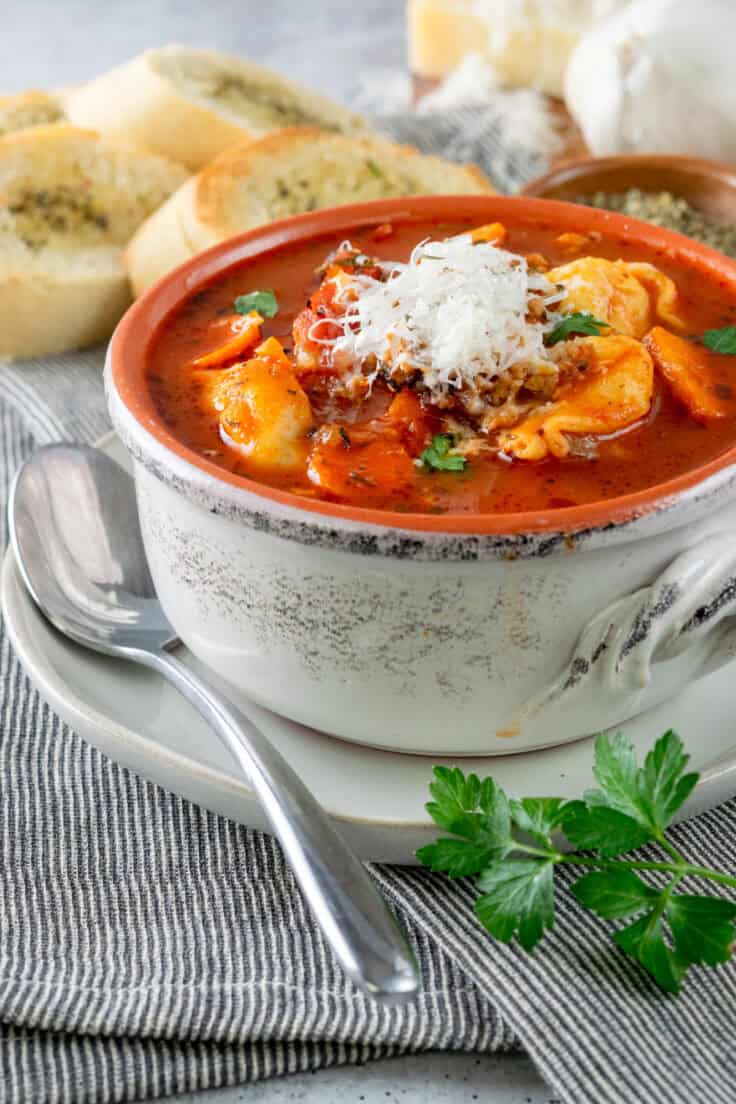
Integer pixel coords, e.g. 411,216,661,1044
546,312,610,345
418,731,736,994
420,434,467,472
234,290,279,318
702,325,736,354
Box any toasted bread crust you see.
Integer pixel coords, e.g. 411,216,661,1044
126,177,218,297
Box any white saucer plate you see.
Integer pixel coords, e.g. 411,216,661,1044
4,432,736,862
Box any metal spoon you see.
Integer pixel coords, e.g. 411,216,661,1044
9,443,419,1001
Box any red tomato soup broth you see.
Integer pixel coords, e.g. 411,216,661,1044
146,215,736,516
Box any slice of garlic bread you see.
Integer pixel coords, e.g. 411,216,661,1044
65,45,366,171
0,126,188,359
126,127,495,295
0,90,66,137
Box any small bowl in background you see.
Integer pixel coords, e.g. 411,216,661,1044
521,154,736,221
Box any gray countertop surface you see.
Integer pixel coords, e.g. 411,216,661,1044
2,2,549,1100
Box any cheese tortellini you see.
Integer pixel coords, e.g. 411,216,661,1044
211,337,313,471
547,258,683,339
497,335,654,461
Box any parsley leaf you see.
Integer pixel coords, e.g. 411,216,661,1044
476,858,556,951
420,435,467,472
560,801,650,858
702,326,736,354
416,837,499,878
614,911,687,995
667,895,736,967
585,730,696,838
585,731,640,819
510,797,566,847
639,730,699,832
419,729,736,996
421,766,512,858
425,765,483,834
234,290,279,318
545,312,610,345
571,869,658,919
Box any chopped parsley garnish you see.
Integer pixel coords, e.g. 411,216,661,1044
234,290,279,318
420,434,467,472
702,326,736,354
546,312,610,345
418,730,736,995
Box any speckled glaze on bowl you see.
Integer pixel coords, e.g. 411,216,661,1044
106,196,736,755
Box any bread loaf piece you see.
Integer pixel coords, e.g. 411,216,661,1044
65,45,367,171
0,126,188,359
0,90,66,137
126,127,495,295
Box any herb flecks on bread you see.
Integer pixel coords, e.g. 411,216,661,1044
66,46,366,171
0,126,187,359
0,90,66,138
234,147,459,223
154,51,349,133
7,186,110,250
126,128,495,295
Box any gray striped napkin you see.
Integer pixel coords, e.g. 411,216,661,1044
1,113,736,1104
377,105,557,194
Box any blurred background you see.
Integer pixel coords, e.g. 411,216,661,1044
4,1,405,101
5,0,736,351
8,0,735,167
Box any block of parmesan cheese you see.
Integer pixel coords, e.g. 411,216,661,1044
408,0,630,97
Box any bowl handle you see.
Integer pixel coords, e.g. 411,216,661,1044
526,531,736,720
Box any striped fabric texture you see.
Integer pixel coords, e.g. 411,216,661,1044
1,117,736,1102
377,104,553,194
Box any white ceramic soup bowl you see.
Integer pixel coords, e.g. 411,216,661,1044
106,196,736,756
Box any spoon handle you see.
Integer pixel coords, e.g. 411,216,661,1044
142,648,419,1002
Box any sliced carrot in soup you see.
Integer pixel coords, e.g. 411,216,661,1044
645,327,736,422
191,311,263,368
386,391,432,455
307,424,415,501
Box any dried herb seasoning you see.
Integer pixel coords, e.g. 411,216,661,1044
583,188,736,258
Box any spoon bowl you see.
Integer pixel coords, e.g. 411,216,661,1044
10,444,175,655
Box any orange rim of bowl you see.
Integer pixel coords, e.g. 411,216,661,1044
111,194,736,537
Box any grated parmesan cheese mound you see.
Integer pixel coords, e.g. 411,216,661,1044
328,235,563,418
